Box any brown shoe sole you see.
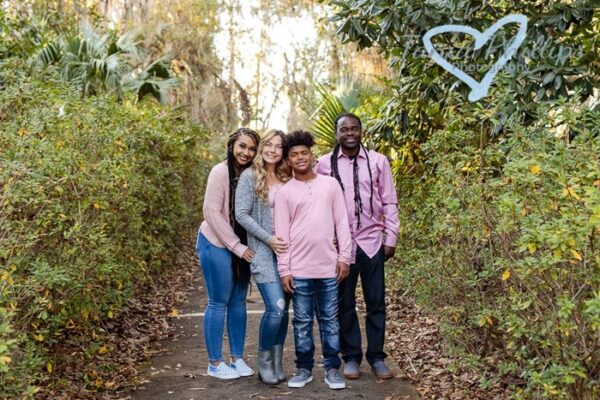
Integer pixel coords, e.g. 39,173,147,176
343,371,361,379
373,371,394,379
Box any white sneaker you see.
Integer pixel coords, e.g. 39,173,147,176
231,358,255,377
207,362,240,380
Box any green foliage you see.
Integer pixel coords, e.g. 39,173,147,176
30,23,180,103
310,84,346,149
0,59,211,397
395,96,600,398
310,76,384,153
0,5,57,60
329,0,599,149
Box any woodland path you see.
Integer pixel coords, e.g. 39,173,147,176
129,266,421,400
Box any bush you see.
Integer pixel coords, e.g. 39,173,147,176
396,97,600,398
0,59,211,397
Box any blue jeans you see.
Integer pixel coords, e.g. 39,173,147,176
197,233,248,362
291,277,341,371
256,281,290,351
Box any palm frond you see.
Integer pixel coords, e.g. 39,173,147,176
310,84,346,148
35,40,63,67
28,22,176,105
144,54,176,79
79,21,107,57
114,28,143,61
335,75,361,111
134,77,180,104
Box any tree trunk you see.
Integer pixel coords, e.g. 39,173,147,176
329,40,340,81
226,0,238,125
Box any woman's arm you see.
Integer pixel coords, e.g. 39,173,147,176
235,170,273,244
203,164,247,258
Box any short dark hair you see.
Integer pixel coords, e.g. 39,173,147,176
283,130,314,158
334,112,362,132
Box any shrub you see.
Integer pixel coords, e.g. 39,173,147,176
396,97,600,398
0,59,211,397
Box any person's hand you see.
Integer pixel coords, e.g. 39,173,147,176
336,261,350,282
242,248,254,262
269,236,288,254
281,275,295,294
383,245,396,261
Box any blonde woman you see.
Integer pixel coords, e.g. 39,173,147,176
235,129,291,384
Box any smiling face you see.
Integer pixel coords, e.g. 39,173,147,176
232,133,258,167
261,134,283,165
286,144,313,175
335,115,362,151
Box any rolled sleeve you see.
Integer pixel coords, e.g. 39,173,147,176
379,157,399,247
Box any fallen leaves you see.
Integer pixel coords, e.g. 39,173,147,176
386,290,510,400
34,236,198,399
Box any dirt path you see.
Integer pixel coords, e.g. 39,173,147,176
128,268,420,400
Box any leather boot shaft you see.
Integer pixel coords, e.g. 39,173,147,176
272,344,285,382
257,349,278,384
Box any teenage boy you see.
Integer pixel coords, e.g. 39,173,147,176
274,130,352,390
316,113,399,380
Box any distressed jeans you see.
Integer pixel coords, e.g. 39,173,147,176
291,277,341,371
256,281,291,351
196,232,248,362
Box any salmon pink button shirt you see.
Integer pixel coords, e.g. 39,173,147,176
316,147,399,261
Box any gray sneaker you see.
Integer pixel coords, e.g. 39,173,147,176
287,368,313,388
324,368,346,389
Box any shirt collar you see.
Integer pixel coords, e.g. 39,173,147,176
337,146,367,160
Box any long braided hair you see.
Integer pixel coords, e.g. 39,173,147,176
226,127,260,283
330,113,374,229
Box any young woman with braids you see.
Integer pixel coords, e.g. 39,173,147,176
315,113,399,381
234,129,291,384
196,127,260,380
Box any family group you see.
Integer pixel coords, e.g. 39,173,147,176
195,113,399,390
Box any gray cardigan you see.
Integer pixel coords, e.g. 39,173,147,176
235,168,279,283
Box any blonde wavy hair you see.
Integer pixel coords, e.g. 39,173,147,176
253,129,290,201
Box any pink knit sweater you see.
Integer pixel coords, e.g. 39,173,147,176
199,162,248,258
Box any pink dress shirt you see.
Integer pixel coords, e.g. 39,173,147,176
274,175,352,279
316,147,399,260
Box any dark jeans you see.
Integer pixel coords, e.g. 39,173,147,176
292,277,341,371
338,246,386,365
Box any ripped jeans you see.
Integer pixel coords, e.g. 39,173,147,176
256,281,291,351
291,277,341,371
